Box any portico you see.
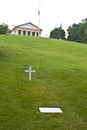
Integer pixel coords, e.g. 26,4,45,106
11,22,42,37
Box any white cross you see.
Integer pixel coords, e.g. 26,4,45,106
25,66,36,80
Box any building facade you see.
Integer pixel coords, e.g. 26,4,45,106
11,22,42,36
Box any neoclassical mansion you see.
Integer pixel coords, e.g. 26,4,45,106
11,22,42,37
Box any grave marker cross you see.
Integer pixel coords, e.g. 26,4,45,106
25,66,36,80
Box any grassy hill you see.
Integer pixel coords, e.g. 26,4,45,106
0,35,87,130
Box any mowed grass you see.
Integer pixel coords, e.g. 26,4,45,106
0,35,87,130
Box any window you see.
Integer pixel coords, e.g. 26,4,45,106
18,30,21,35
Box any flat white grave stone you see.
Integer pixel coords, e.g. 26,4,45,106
25,66,36,80
39,107,63,113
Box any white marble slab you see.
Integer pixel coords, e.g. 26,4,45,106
39,107,63,113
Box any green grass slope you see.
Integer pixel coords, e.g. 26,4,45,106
0,35,87,130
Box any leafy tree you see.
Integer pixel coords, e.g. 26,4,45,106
0,23,9,34
67,18,87,43
50,26,65,40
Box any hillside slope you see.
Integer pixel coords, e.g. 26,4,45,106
0,35,87,130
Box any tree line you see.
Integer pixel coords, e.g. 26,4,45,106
50,18,87,44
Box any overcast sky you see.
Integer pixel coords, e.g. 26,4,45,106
0,0,87,37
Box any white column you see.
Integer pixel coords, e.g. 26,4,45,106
21,30,23,35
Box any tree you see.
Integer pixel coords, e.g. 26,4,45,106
50,25,65,40
0,23,9,34
67,18,87,43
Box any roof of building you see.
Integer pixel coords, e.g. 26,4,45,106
12,22,42,31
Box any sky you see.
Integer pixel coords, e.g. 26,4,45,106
0,0,87,37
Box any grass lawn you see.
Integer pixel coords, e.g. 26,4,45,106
0,35,87,130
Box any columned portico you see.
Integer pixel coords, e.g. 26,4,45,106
11,22,42,37
17,30,39,36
